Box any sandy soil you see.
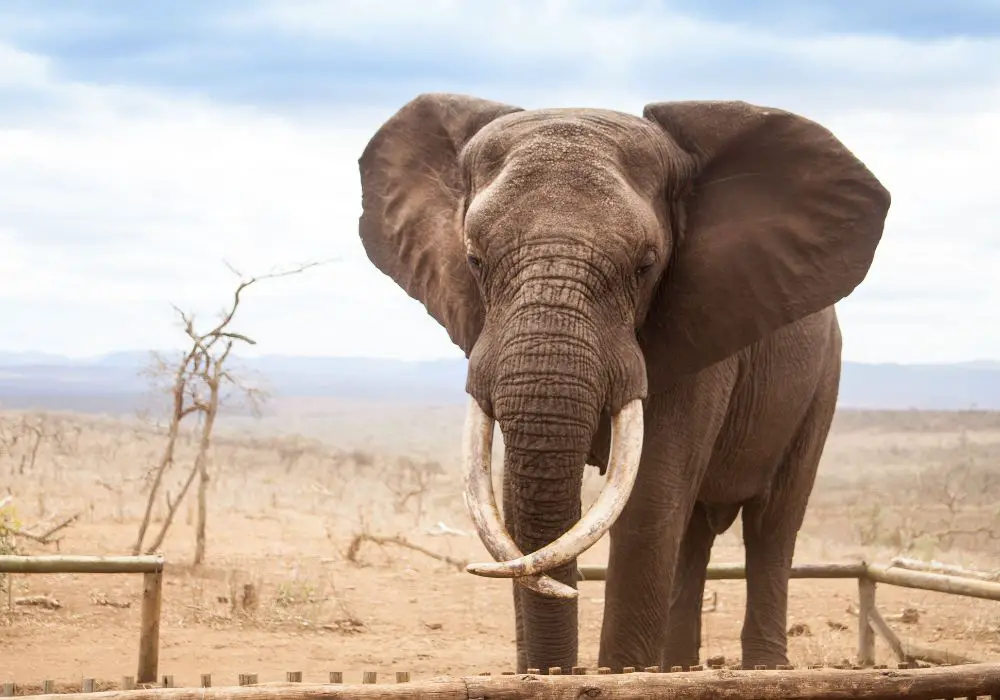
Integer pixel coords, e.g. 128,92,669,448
1,404,999,688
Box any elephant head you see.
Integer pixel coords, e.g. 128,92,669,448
357,93,889,598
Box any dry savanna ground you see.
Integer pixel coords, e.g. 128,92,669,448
2,399,1000,688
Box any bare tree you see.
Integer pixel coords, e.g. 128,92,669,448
0,414,52,477
133,261,323,563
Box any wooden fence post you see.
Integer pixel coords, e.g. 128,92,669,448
857,576,877,667
137,570,163,683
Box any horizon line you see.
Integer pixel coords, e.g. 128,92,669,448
0,349,997,368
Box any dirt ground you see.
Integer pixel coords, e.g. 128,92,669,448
1,402,999,687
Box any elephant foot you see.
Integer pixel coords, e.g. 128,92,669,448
739,640,790,670
598,646,662,674
520,656,578,675
660,652,701,672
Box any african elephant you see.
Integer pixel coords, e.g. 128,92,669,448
356,93,890,673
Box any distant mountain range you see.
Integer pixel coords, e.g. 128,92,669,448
0,351,998,412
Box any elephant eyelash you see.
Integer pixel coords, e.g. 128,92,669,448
635,249,658,276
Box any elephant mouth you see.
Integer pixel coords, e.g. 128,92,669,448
460,396,645,599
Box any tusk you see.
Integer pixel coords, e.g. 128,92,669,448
460,396,578,599
466,398,644,579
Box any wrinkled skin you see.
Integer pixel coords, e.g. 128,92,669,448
356,94,890,672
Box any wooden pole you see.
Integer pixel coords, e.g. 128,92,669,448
578,562,867,581
855,604,981,666
10,664,1000,700
865,563,1000,601
0,555,164,574
579,561,1000,601
864,602,904,663
136,571,163,684
857,577,877,666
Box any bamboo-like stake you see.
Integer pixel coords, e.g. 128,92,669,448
137,571,163,684
857,577,877,666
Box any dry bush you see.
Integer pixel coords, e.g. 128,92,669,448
812,426,1000,563
0,496,21,595
852,457,1000,557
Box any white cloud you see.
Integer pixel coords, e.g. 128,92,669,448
0,45,440,358
0,43,49,86
226,1,1000,96
0,3,998,363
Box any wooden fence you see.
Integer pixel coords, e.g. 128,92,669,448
0,555,164,684
578,561,1000,667
4,663,1000,700
4,556,1000,697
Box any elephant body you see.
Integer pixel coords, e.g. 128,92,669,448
594,307,841,670
356,94,890,673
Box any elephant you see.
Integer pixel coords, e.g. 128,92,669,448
356,92,890,673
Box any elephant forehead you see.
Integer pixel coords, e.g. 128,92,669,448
463,109,675,191
464,172,662,263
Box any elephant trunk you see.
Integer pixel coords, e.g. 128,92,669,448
461,322,644,597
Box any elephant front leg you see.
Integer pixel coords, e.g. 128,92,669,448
600,375,734,672
599,445,692,671
600,517,682,672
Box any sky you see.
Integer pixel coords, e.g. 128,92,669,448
0,1,997,364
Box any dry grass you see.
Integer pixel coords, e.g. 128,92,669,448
0,401,999,686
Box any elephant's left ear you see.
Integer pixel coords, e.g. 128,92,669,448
639,100,891,382
358,93,523,356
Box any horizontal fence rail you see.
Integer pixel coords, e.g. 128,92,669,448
0,555,164,684
577,561,1000,600
4,664,1000,700
0,555,164,575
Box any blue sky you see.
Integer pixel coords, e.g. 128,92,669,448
0,1,997,363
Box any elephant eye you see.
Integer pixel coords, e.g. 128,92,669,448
636,251,657,276
467,254,483,271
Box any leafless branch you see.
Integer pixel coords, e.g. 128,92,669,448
134,259,325,562
11,513,79,547
344,533,467,571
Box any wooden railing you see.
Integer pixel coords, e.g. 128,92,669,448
4,557,1000,697
0,555,164,683
578,560,1000,666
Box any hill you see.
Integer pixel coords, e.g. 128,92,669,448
0,351,998,413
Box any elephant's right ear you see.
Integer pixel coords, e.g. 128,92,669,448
358,93,523,356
